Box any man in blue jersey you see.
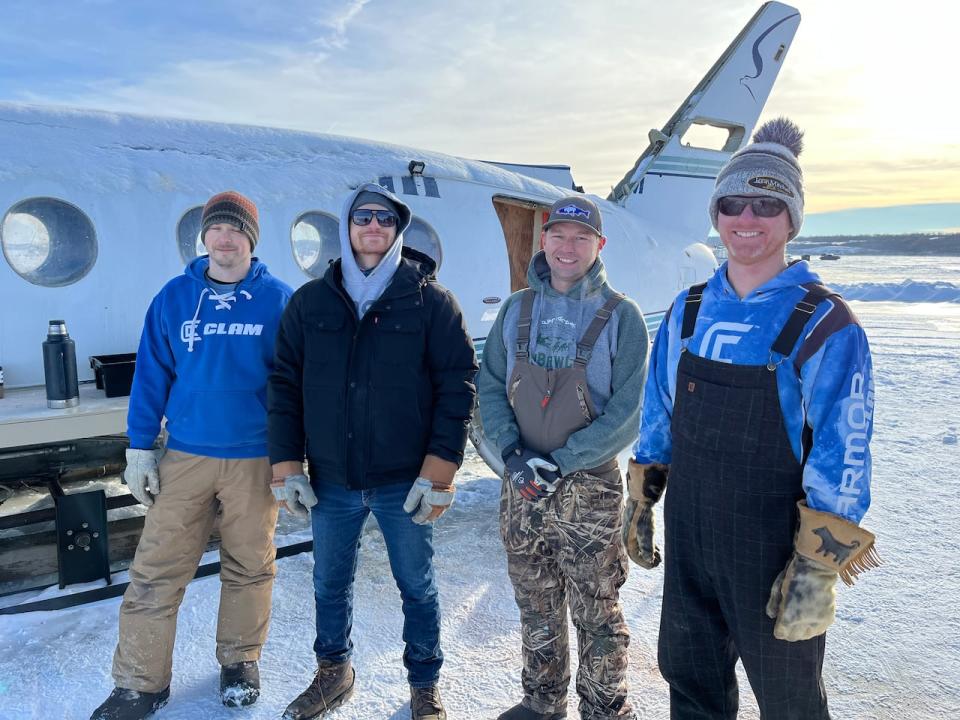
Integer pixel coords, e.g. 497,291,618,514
91,191,293,720
623,119,880,719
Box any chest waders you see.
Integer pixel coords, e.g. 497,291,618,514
659,282,837,720
498,288,634,718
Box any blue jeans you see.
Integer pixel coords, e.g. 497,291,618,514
310,480,442,687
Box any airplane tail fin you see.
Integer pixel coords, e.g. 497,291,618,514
608,2,801,244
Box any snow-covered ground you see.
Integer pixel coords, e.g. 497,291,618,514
1,256,958,720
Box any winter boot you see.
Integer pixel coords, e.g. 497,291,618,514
220,660,260,707
281,660,355,720
410,685,447,720
89,686,170,720
496,701,566,720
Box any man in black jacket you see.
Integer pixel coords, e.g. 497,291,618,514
268,183,477,720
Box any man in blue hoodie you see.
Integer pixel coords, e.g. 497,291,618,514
91,191,293,720
624,119,880,719
268,183,477,720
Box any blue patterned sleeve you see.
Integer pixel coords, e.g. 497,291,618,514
633,304,676,465
798,323,875,523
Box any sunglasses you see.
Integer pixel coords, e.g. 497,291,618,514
350,209,398,227
717,196,787,218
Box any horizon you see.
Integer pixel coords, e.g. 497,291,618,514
0,1,956,234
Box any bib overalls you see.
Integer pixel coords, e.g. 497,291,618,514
658,283,834,720
500,289,634,719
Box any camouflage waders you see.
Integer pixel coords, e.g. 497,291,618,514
501,290,633,719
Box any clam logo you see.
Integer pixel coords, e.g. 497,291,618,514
698,322,754,363
748,176,794,197
181,320,202,345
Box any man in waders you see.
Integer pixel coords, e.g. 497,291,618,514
624,118,880,719
479,195,648,720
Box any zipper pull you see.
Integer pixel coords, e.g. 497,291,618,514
541,389,551,408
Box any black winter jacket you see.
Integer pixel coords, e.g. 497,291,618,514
268,248,478,489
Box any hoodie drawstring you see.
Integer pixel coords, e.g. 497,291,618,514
187,289,209,353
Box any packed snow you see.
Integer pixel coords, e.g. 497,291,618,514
1,256,958,719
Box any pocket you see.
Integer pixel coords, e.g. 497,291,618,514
367,386,424,471
507,374,522,409
303,314,347,378
672,374,763,455
167,390,267,448
374,314,423,366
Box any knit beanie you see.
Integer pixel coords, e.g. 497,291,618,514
201,191,260,250
709,117,805,239
350,190,400,219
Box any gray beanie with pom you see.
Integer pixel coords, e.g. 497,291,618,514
709,117,805,239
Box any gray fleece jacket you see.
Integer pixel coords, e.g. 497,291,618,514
478,251,649,475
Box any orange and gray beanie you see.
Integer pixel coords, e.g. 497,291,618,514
201,191,260,250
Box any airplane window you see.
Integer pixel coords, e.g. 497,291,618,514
292,211,339,278
177,206,206,264
1,198,97,287
405,217,443,268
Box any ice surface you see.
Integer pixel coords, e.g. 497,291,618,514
0,257,957,719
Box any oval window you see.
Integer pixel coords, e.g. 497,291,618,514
1,198,97,286
292,211,339,278
405,217,442,268
177,206,205,264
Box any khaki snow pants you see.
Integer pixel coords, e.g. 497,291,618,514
112,450,279,692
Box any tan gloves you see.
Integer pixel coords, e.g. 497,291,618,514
403,455,458,525
621,459,668,568
124,448,162,506
766,501,880,641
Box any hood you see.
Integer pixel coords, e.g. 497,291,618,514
184,255,268,288
338,181,413,274
526,249,609,300
710,259,823,302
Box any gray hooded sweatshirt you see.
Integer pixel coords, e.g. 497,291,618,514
478,251,649,475
338,182,413,319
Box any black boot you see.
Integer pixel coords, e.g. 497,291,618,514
410,685,447,720
281,660,355,720
220,660,260,707
89,687,170,720
496,702,566,720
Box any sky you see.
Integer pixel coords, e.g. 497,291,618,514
0,0,956,227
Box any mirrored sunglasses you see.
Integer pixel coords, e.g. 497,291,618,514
350,209,398,227
717,196,788,218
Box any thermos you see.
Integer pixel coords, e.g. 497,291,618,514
42,320,79,409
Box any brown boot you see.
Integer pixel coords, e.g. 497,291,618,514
410,685,446,720
281,660,355,720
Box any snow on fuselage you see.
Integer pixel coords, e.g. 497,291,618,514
0,103,710,389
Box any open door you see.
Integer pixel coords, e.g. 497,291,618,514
492,196,548,292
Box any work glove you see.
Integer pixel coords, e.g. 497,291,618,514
621,459,668,569
766,501,880,642
502,444,562,501
403,455,458,524
271,473,318,520
124,448,161,507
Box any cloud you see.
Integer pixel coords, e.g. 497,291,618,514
317,0,372,50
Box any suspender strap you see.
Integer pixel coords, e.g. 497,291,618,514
514,289,536,361
770,283,839,358
681,283,707,341
574,293,626,367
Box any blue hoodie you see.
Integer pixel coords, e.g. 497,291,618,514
127,256,293,458
634,260,874,523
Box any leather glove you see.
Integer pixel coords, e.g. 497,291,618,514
621,459,668,568
271,473,318,520
766,501,880,641
502,444,561,501
124,448,161,507
403,455,458,524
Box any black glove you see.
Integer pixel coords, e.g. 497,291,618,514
502,444,561,501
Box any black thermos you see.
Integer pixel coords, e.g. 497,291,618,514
42,319,79,409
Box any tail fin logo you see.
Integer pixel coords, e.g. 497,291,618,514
739,13,801,102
